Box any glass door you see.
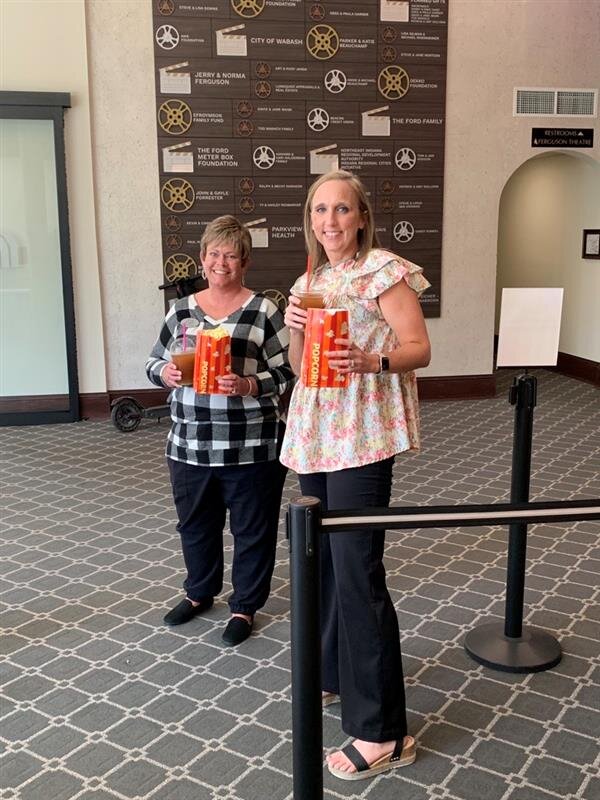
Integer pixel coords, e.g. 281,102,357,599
0,92,78,424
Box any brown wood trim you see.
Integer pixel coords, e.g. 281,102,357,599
79,389,171,420
79,393,111,420
0,394,70,413
80,379,499,420
552,352,600,386
418,374,496,401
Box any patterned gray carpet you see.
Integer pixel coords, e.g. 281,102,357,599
1,369,598,800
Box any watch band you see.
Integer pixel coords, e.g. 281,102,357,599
381,355,390,372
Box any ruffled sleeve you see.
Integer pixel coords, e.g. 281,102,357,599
348,249,431,299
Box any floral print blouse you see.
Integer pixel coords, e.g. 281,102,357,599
280,249,430,474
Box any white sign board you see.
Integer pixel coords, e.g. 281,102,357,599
497,288,564,367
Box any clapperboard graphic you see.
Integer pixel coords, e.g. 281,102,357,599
159,62,191,94
162,141,194,173
246,218,269,248
380,0,410,22
216,24,247,57
310,144,339,174
362,106,390,137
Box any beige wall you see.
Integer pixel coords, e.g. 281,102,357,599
0,0,107,394
496,153,600,362
2,0,598,393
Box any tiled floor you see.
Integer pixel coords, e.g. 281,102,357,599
1,369,599,800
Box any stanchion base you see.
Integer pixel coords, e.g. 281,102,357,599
464,621,561,673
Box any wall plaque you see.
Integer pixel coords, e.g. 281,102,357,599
153,0,448,316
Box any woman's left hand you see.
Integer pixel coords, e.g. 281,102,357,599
217,372,253,396
325,338,377,374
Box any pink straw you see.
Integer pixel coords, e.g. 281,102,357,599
306,256,312,291
182,323,187,351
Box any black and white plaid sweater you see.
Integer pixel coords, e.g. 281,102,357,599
146,293,294,467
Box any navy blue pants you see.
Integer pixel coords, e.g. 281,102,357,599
168,457,287,616
300,457,408,743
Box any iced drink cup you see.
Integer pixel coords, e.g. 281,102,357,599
170,344,196,386
293,289,324,309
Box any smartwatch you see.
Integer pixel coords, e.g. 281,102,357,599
379,355,390,373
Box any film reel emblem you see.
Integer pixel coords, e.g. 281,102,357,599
381,179,395,194
237,101,254,118
239,178,255,193
237,120,254,136
309,4,325,21
393,221,415,243
157,0,174,15
255,62,271,78
166,234,182,248
324,69,346,94
253,146,276,170
395,147,417,171
239,197,255,214
382,27,397,43
231,0,266,18
255,81,272,99
382,46,396,62
158,100,192,135
161,179,195,213
155,24,179,50
164,253,197,281
378,66,410,100
307,108,330,132
381,198,394,213
263,289,287,312
165,215,182,231
307,25,340,60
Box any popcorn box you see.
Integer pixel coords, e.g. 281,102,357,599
301,308,349,389
193,327,232,394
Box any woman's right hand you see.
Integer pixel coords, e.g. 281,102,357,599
161,361,182,388
285,294,308,331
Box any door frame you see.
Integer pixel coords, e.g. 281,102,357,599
0,91,79,425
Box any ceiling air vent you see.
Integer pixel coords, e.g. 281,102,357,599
514,88,597,117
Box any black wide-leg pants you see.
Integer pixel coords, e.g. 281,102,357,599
168,457,287,616
300,457,408,742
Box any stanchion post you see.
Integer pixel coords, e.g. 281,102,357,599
288,497,323,800
505,374,536,637
464,373,561,672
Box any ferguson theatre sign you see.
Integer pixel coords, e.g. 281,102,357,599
153,0,449,317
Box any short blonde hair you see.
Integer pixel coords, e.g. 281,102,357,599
303,170,379,269
200,215,252,264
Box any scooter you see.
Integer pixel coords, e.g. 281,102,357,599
110,274,202,432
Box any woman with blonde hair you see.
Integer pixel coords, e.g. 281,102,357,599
281,171,431,779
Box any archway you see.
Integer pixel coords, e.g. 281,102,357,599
495,152,600,377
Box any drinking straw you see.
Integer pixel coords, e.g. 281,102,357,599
306,255,312,290
182,322,187,351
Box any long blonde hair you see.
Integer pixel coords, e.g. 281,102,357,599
303,170,380,269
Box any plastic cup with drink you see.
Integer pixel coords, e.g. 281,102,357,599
170,321,199,386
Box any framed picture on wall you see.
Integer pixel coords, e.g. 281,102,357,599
582,229,600,259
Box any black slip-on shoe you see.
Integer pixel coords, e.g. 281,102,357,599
163,597,213,626
222,616,253,646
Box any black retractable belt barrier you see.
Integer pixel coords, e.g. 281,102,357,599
287,493,600,800
465,374,561,672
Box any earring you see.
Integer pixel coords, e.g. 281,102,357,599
241,274,246,286
201,268,206,279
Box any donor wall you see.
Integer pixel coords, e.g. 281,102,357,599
153,0,448,316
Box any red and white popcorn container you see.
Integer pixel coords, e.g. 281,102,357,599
193,327,232,394
301,308,349,389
